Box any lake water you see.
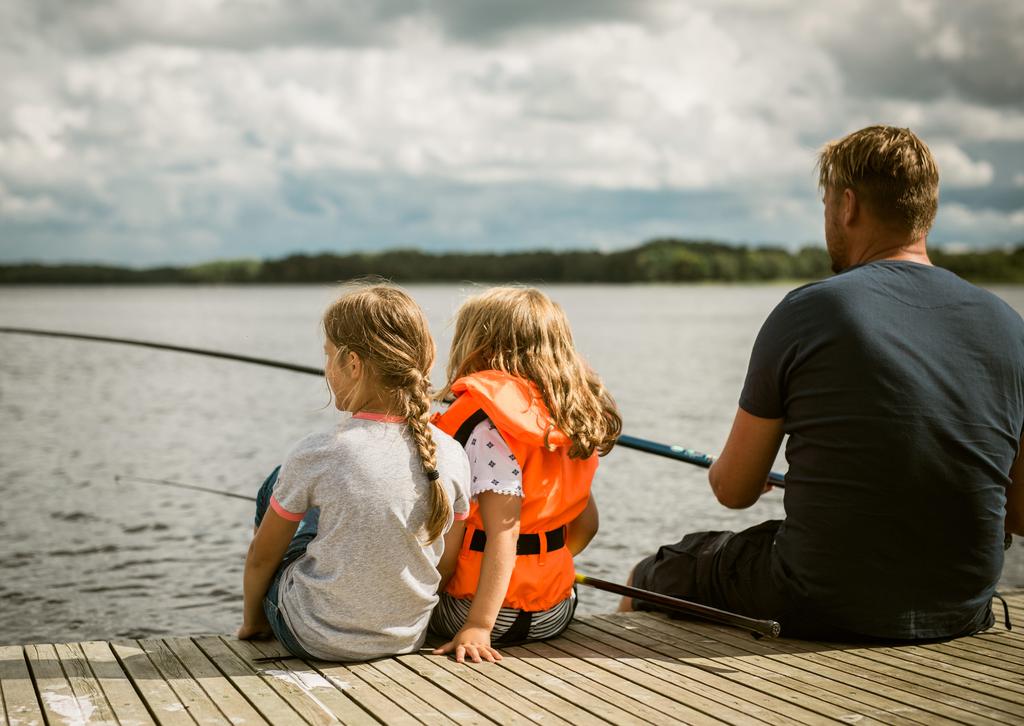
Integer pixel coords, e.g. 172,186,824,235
2,283,1023,645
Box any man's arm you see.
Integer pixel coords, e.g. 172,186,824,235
708,407,785,509
1007,430,1024,536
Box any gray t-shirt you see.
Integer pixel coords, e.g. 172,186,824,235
271,414,470,661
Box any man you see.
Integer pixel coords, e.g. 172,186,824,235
623,125,1024,640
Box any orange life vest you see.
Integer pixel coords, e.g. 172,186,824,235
432,370,598,611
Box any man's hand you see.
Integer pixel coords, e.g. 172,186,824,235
709,407,784,509
433,626,502,663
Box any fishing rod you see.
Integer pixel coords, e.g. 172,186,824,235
116,474,781,638
575,574,779,639
0,326,787,485
617,434,785,487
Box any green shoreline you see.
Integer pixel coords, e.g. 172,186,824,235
3,239,1023,284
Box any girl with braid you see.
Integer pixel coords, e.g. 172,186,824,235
238,284,471,661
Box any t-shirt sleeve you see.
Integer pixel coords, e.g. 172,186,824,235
464,418,524,499
270,441,316,521
451,453,471,521
739,296,799,420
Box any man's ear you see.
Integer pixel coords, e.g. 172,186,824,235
842,188,859,227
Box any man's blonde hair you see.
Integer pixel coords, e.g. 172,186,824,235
441,286,621,460
323,283,450,544
817,125,939,236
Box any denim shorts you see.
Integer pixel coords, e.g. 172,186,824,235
254,465,319,659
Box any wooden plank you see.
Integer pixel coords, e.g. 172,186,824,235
495,646,648,725
303,659,414,726
162,638,270,726
245,639,418,726
369,658,489,724
577,618,880,724
399,654,566,725
822,641,1024,713
552,619,826,726
943,636,1024,670
420,654,603,724
397,654,538,725
648,617,996,726
191,637,306,725
53,642,120,725
26,643,104,726
646,616,1005,726
861,643,1024,701
222,638,342,725
80,641,157,726
883,639,1024,689
616,615,902,725
569,616,815,726
516,639,691,726
110,641,197,726
0,646,44,726
139,639,234,725
914,637,1024,677
604,615,925,725
344,659,454,726
720,629,1024,723
535,631,755,726
805,643,1023,721
243,639,378,725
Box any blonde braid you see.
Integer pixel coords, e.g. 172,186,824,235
402,369,451,543
322,282,450,543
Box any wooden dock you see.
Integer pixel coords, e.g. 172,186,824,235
4,591,1024,725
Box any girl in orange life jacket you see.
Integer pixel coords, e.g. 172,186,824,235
429,287,621,663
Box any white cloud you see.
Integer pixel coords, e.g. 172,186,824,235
931,143,994,187
0,0,1021,262
933,203,1024,248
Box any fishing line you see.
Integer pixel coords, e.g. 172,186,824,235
2,326,787,486
116,473,781,638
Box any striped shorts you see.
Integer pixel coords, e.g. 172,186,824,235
429,590,577,645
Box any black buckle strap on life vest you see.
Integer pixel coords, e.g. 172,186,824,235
468,526,566,555
453,408,489,447
494,609,534,646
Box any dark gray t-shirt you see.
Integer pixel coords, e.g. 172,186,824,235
741,261,1024,639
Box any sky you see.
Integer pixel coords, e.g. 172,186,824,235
1,0,1022,266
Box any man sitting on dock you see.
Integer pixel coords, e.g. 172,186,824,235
622,125,1024,640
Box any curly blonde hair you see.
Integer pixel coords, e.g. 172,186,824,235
441,286,621,459
323,284,450,543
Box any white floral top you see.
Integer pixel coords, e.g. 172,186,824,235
464,418,524,499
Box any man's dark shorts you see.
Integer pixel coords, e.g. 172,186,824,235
631,520,785,623
630,520,997,641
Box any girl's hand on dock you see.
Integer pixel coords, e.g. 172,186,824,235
433,626,502,663
236,621,274,641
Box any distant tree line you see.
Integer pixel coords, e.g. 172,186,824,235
2,239,1023,285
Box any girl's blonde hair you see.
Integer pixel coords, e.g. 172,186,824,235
441,287,621,459
323,283,450,543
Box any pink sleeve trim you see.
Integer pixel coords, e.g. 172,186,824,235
453,511,469,521
270,495,306,522
353,411,405,423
